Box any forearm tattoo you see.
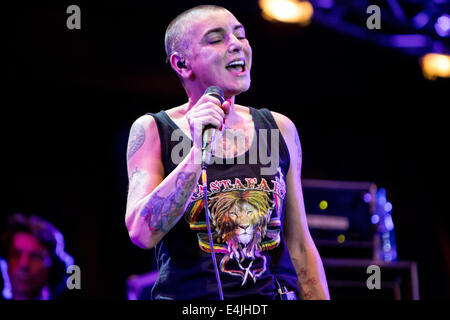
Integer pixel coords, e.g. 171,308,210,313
127,168,147,200
127,122,145,160
140,171,198,234
298,267,318,300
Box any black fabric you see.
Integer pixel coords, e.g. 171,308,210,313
146,107,299,300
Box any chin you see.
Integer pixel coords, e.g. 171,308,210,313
224,81,251,98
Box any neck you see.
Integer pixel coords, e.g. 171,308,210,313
185,92,237,117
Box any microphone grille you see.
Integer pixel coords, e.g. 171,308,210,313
204,86,225,104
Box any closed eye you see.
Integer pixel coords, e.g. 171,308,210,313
208,34,246,44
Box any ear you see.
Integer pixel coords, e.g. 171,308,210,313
169,53,193,79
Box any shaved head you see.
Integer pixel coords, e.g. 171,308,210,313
163,5,252,99
164,5,228,60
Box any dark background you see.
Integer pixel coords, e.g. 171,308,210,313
4,0,449,299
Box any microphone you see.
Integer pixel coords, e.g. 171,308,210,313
201,86,225,169
200,86,226,300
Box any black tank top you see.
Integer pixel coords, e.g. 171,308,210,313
147,107,299,300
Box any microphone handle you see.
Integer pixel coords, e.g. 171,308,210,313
200,87,224,169
201,125,216,169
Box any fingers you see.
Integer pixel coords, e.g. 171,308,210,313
192,107,223,128
187,95,234,150
195,95,225,118
196,116,222,130
222,99,231,115
187,95,226,132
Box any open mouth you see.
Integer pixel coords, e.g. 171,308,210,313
225,59,246,74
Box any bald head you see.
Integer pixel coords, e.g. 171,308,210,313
164,5,228,60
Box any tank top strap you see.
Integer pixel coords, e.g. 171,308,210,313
146,111,183,176
251,107,278,129
249,107,291,174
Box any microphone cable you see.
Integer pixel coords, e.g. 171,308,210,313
201,169,224,300
200,86,225,300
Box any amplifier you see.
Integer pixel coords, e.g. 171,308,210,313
323,258,420,300
302,179,378,259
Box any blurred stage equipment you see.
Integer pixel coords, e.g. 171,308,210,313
302,179,419,299
302,179,379,259
322,258,420,300
260,0,450,80
373,188,398,262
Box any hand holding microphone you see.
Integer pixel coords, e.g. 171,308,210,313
186,86,230,168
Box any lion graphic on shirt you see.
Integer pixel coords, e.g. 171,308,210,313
208,190,273,285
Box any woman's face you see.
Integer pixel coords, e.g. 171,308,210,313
186,9,252,99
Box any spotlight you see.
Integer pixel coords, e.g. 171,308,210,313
435,14,450,37
259,0,314,26
420,53,450,80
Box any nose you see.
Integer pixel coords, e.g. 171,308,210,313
227,34,243,53
18,253,31,269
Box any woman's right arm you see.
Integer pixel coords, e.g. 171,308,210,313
125,96,229,249
125,114,202,249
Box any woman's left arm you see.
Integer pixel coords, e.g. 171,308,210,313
272,111,330,300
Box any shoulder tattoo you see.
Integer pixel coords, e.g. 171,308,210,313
127,122,145,160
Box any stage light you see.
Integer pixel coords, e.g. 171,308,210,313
421,53,450,80
384,202,392,213
371,214,380,224
435,14,450,37
319,200,328,210
259,0,314,26
413,12,430,29
337,234,345,243
316,0,333,9
363,192,372,203
390,34,429,48
384,214,394,232
377,188,387,205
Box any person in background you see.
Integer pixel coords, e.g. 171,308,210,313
0,213,73,300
